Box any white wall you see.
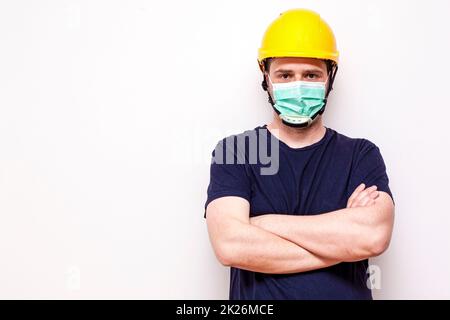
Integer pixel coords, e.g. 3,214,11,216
0,0,449,299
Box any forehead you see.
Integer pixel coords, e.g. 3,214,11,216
269,57,327,72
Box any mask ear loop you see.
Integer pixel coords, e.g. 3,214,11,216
262,72,283,122
316,61,338,117
260,59,277,107
326,62,338,95
261,75,275,106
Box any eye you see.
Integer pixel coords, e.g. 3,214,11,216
305,73,319,80
280,73,291,80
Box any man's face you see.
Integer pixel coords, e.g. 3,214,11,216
265,57,328,93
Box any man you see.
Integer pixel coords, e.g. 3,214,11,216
204,9,395,300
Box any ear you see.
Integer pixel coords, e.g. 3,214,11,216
261,73,268,91
261,72,275,106
258,60,265,73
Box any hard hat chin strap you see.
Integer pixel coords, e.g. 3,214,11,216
261,76,275,106
325,61,338,96
318,61,338,117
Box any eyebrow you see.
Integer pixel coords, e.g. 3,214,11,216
274,68,324,74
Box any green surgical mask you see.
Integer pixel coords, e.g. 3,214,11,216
268,76,327,126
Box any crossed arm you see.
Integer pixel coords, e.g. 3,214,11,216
206,184,395,274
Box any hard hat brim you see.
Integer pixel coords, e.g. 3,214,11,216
258,50,339,65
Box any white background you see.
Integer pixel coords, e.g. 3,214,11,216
0,0,449,299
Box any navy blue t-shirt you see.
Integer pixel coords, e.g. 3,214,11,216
204,125,394,300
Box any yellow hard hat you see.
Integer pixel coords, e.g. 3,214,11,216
258,9,339,71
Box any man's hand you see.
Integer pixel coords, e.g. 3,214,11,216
347,183,379,208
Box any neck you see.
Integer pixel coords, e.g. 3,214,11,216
267,114,326,149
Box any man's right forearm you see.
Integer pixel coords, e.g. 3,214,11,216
213,218,341,274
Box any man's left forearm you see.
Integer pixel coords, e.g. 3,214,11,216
251,192,395,262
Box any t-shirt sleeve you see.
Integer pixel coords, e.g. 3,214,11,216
203,137,252,218
346,139,395,205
